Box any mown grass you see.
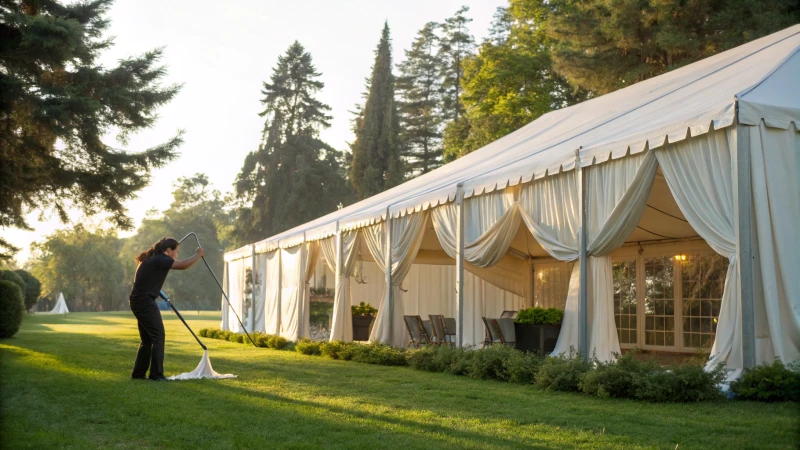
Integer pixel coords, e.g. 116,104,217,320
1,312,797,449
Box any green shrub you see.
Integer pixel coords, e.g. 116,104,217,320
267,335,289,350
0,280,25,338
0,270,24,291
579,351,659,398
347,342,407,366
470,345,520,381
731,361,800,402
535,351,592,392
198,328,209,338
636,363,725,402
351,302,377,316
228,332,240,343
504,349,541,384
407,346,440,371
252,333,269,348
295,338,322,356
321,340,355,360
13,270,41,311
515,307,563,325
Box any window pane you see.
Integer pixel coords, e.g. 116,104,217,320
613,260,637,345
644,256,674,348
681,253,729,349
533,262,573,309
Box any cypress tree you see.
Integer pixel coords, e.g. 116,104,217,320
235,42,350,241
397,22,445,177
349,22,403,200
0,0,182,260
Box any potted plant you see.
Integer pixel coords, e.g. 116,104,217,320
351,302,377,341
514,307,563,356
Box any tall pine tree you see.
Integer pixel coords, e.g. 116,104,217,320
0,0,182,260
397,22,445,177
439,6,475,123
234,42,350,242
349,22,403,200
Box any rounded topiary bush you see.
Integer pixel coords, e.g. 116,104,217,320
14,270,41,311
0,270,25,291
0,280,25,338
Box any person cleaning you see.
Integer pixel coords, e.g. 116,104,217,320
129,237,204,381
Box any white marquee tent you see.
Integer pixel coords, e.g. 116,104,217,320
222,25,800,378
46,292,69,314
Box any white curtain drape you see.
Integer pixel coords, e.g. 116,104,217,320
749,122,800,367
223,258,248,333
656,128,741,377
220,262,229,330
252,252,267,333
432,187,521,268
280,246,302,340
322,231,362,341
365,211,429,347
520,152,657,361
300,241,320,339
263,250,281,335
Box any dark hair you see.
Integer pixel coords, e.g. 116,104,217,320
135,237,179,263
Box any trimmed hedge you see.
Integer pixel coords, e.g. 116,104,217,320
195,328,771,403
0,280,25,338
730,361,800,402
515,307,563,325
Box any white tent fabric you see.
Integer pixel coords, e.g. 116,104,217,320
324,232,361,341
520,152,656,361
252,251,267,333
279,245,302,341
749,122,800,366
300,241,320,339
365,212,429,347
432,187,521,268
655,128,741,378
263,250,281,335
47,292,69,314
224,26,799,373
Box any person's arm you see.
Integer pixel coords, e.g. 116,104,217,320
172,247,205,270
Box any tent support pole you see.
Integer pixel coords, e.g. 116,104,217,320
455,184,466,348
385,207,394,346
577,151,589,361
735,120,756,369
276,247,282,337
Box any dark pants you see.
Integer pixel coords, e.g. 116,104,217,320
130,295,165,379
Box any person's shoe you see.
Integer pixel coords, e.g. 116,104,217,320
149,376,169,382
131,375,147,380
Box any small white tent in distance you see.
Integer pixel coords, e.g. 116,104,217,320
47,292,69,314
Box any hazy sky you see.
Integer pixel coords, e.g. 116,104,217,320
6,0,507,264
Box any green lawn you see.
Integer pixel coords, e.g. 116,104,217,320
1,312,797,449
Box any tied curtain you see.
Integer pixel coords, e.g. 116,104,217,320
222,258,251,334
320,232,362,341
432,187,521,268
519,151,658,361
365,211,429,347
220,262,229,330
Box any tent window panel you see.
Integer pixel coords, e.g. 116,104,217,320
613,260,637,345
681,253,728,349
533,262,572,310
644,256,675,347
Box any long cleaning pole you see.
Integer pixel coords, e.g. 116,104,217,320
159,290,206,351
179,232,257,347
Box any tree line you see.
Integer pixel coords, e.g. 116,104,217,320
2,0,797,310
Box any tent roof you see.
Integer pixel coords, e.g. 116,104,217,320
227,25,800,259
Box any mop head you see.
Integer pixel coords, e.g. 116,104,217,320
167,350,237,380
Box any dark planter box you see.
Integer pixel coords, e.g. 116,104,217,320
352,315,375,341
514,323,561,356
